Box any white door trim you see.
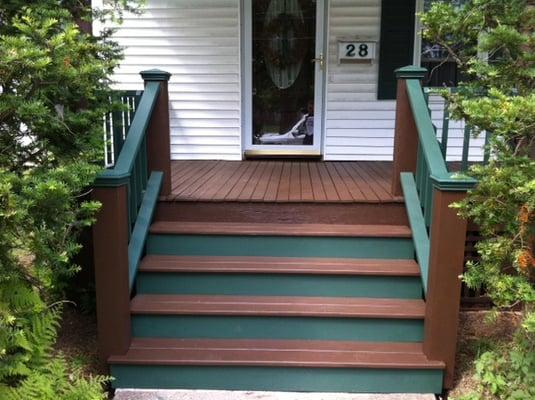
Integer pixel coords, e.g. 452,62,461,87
241,0,327,156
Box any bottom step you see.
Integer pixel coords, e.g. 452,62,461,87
110,339,444,394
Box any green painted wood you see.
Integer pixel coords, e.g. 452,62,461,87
95,81,161,187
405,79,477,191
110,365,444,393
461,125,471,172
132,315,424,342
146,235,415,259
406,79,449,179
128,172,163,292
400,173,430,296
441,101,450,158
136,273,423,299
377,0,417,100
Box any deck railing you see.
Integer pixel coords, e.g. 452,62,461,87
423,87,491,171
104,90,143,166
92,69,172,362
392,66,478,389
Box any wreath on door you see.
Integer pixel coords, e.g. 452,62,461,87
261,12,308,69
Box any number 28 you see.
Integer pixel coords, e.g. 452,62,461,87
346,44,369,58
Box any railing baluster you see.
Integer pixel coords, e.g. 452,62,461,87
483,131,491,164
441,100,450,158
461,124,471,171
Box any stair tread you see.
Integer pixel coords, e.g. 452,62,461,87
139,255,421,276
109,338,444,369
150,221,412,238
131,295,425,319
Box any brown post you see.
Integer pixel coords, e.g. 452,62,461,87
424,188,469,389
92,185,131,363
141,69,172,196
391,66,428,196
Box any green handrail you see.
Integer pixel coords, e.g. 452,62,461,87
405,79,477,191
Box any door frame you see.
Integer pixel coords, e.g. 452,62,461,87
241,0,327,157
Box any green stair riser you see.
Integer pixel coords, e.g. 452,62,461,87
136,273,423,299
147,235,415,259
132,315,424,342
110,365,443,393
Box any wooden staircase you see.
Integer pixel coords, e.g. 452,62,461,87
108,220,444,393
93,67,475,396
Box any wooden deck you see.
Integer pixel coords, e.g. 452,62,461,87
168,161,401,203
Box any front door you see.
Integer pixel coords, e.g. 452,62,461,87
243,0,325,156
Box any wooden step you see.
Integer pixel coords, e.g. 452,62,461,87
110,338,443,370
139,255,421,276
150,221,411,238
130,295,425,319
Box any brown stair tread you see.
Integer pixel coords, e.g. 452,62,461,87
149,221,412,238
139,255,420,276
131,295,425,319
109,338,444,369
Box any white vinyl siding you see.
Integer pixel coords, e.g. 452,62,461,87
323,0,392,161
323,0,484,161
100,0,242,160
99,0,485,161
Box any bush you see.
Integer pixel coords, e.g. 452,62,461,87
0,1,141,398
421,1,535,399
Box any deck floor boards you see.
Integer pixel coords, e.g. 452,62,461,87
168,161,400,203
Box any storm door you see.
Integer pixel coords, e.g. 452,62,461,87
243,0,325,155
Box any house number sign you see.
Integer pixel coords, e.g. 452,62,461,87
338,41,376,61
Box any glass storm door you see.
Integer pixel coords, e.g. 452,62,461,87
244,0,325,155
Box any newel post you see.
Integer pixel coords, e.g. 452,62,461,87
92,182,131,363
140,69,172,196
391,66,428,196
424,182,472,389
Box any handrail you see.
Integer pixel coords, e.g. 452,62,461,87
96,81,161,186
94,70,170,295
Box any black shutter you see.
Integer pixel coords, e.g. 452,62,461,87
377,0,416,100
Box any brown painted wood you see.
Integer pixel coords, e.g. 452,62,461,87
167,161,398,203
392,79,419,196
145,76,172,196
155,201,409,226
130,294,425,319
110,338,445,369
299,162,314,201
92,185,131,362
149,221,412,238
289,162,301,201
139,255,421,276
308,162,328,201
332,163,365,201
325,163,353,201
264,162,283,201
423,189,469,389
343,162,380,202
175,162,222,198
277,162,292,201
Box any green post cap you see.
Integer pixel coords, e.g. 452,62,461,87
395,66,428,79
140,69,171,81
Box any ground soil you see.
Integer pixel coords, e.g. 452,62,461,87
448,311,522,399
54,304,107,377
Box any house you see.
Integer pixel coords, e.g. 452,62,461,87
91,0,482,396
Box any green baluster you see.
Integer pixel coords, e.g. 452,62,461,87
461,125,471,172
441,101,450,158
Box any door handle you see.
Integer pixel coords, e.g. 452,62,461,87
311,53,324,71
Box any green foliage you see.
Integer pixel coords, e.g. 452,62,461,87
421,1,535,399
0,1,142,398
